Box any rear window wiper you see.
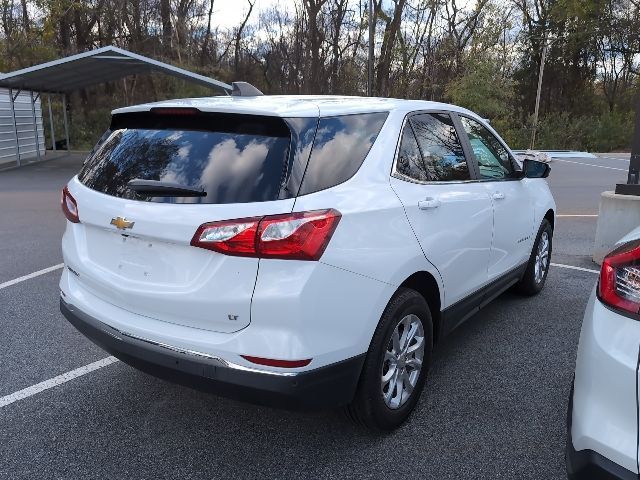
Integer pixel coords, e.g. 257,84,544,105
127,179,207,197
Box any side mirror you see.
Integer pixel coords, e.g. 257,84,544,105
523,159,550,179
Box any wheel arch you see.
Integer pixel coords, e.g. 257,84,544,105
398,271,442,344
544,208,555,231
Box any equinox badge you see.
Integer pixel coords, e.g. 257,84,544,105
110,216,135,230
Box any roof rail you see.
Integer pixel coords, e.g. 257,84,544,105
231,82,264,97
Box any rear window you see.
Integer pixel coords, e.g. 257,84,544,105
297,112,388,196
78,112,292,204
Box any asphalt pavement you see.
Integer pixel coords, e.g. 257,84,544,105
0,152,630,479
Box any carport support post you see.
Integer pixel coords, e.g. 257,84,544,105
30,91,41,161
47,94,56,151
8,88,21,167
62,94,70,151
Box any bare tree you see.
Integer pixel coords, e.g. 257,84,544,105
303,0,329,93
234,0,255,76
375,0,407,96
201,0,214,62
160,0,173,51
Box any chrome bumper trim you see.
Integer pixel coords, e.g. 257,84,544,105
66,298,299,378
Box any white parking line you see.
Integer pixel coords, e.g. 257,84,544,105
596,156,629,162
553,158,628,171
0,356,119,408
0,263,64,290
556,214,598,218
551,262,599,274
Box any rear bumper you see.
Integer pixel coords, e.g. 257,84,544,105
566,386,637,480
566,441,637,480
60,298,365,410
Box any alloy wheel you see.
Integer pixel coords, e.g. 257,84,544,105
534,231,550,284
381,314,425,409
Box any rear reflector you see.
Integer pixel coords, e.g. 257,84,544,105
61,186,80,223
191,209,341,260
241,355,312,368
598,239,640,316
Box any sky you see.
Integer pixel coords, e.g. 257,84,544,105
209,0,465,31
212,0,283,29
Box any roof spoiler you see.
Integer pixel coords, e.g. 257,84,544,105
231,81,264,97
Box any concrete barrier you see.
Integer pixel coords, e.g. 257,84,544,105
593,191,640,264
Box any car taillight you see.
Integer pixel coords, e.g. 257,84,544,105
61,186,80,223
598,239,640,316
191,209,341,261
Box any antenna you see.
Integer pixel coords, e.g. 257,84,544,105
231,82,264,97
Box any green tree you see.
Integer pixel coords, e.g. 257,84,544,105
445,56,514,120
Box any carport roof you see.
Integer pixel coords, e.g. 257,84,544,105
0,46,232,94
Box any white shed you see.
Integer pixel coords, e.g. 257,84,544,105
0,88,45,166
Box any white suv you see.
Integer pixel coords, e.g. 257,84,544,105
567,226,640,479
59,94,555,430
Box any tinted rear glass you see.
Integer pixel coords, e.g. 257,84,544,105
297,112,388,195
78,113,291,204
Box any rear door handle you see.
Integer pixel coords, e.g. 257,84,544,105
418,198,441,210
492,191,505,200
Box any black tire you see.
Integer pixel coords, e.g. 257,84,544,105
345,288,433,431
515,219,553,296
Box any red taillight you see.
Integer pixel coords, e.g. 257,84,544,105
241,355,311,368
598,239,640,316
61,186,80,223
191,209,341,261
191,217,261,257
257,210,341,260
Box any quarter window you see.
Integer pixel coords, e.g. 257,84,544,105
400,113,470,182
297,112,388,195
396,124,429,182
460,116,515,180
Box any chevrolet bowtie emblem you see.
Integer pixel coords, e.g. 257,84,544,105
110,216,135,230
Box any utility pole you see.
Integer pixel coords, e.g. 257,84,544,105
615,97,640,196
368,0,374,97
530,38,548,150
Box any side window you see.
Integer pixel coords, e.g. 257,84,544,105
396,124,429,182
408,113,470,181
460,116,515,180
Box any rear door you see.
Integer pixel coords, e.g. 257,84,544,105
65,110,302,333
390,112,493,308
457,115,534,280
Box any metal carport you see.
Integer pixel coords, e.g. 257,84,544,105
0,46,232,167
